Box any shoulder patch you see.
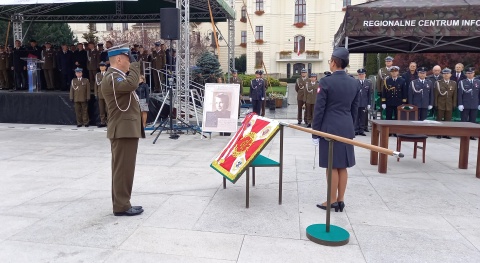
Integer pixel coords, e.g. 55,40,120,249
116,77,124,82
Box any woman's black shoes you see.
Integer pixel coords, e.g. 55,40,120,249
316,201,345,212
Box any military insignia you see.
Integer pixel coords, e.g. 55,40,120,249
116,77,124,82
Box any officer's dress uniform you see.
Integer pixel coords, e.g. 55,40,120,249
435,79,457,121
382,76,407,120
151,48,166,92
356,78,371,133
458,78,480,123
42,48,56,90
0,48,9,89
95,71,107,126
304,80,318,126
70,77,90,126
295,76,308,124
312,70,360,168
250,77,265,115
138,52,151,75
408,78,434,120
229,75,243,117
87,48,100,88
376,67,390,95
101,62,145,214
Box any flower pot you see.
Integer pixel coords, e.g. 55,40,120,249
275,98,283,108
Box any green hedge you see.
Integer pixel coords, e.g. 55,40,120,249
242,86,287,96
239,74,280,87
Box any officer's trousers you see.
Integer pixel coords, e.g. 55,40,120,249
43,69,55,90
305,103,314,125
436,110,453,121
0,70,9,88
74,101,89,125
14,70,26,90
98,98,107,124
297,100,306,123
252,99,262,115
110,138,139,213
418,108,428,121
461,109,478,123
385,106,398,120
355,107,367,132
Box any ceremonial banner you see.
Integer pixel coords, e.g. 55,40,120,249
202,83,240,133
210,113,280,183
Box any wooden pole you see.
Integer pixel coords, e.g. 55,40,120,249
283,123,403,158
5,21,11,47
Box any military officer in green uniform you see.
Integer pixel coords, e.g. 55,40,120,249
151,42,166,92
229,69,243,117
101,46,145,216
377,56,393,95
95,61,108,128
295,68,308,124
70,67,90,127
41,42,56,90
0,45,9,90
434,68,457,139
304,73,318,128
87,41,100,89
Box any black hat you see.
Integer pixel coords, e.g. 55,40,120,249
154,42,161,46
331,47,349,61
29,39,37,43
97,43,104,46
255,70,263,75
417,67,427,73
133,44,139,47
45,41,51,45
99,61,106,66
357,68,366,74
466,67,476,73
324,71,331,75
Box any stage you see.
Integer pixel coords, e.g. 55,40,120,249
0,90,169,126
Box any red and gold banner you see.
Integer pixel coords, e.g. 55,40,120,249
210,113,280,183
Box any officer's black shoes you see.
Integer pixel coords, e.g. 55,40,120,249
307,124,311,128
77,125,82,127
297,121,301,125
470,137,476,140
97,124,107,128
443,136,451,139
85,125,89,127
317,202,339,212
358,133,366,136
436,135,442,139
364,129,369,132
114,206,144,216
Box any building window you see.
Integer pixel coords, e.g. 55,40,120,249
241,31,247,44
255,51,263,68
255,26,263,40
294,0,306,24
294,35,305,54
106,23,113,31
256,0,264,11
241,6,247,22
343,0,351,7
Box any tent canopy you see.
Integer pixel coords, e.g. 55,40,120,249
0,0,235,23
334,0,480,53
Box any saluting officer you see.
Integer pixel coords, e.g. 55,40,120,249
408,66,434,121
70,67,90,127
381,66,407,120
355,68,371,135
151,42,166,92
376,56,393,95
250,70,266,115
295,68,308,125
229,69,243,117
42,42,56,90
87,41,100,88
434,68,457,139
0,45,9,90
101,46,144,216
458,67,480,140
304,73,318,128
95,61,108,128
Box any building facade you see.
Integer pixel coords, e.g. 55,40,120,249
196,0,365,77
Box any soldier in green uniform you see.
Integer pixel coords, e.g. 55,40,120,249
41,42,56,90
87,41,100,89
151,42,166,92
434,68,457,139
0,45,9,90
304,73,318,128
376,56,393,95
229,69,243,117
138,45,151,75
295,68,308,125
70,67,90,127
102,46,144,216
95,61,108,128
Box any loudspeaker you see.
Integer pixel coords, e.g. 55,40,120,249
160,8,180,40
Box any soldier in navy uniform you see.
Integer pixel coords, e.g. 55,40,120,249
312,47,359,212
458,67,480,140
408,66,434,121
355,68,371,136
250,70,266,115
381,66,407,120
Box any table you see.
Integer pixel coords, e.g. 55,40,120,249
370,120,480,178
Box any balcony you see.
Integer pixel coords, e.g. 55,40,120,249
277,51,323,62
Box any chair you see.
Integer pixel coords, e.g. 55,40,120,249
396,104,428,163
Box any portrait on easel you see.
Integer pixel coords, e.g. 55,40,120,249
202,83,240,132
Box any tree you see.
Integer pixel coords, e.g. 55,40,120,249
82,23,99,43
394,53,480,75
234,54,247,73
196,51,222,77
24,23,77,45
103,28,158,48
0,21,13,46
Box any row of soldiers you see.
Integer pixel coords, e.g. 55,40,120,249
377,56,480,140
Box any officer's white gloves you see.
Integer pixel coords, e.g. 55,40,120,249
428,105,433,110
381,104,386,109
312,138,319,146
458,105,464,111
367,105,371,110
261,97,264,101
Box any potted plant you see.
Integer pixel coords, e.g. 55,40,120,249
269,92,285,108
240,43,247,48
255,10,265,16
293,22,306,28
255,39,264,44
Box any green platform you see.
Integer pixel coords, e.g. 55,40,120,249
306,224,350,246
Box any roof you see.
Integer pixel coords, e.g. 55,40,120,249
334,0,480,53
0,0,235,23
